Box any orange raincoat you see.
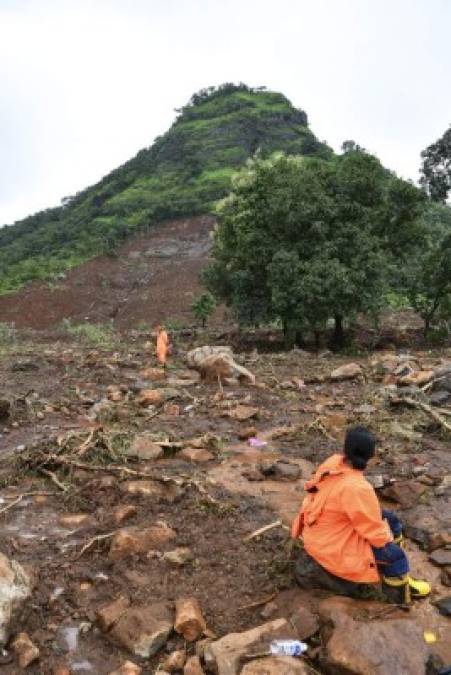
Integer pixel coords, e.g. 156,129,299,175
156,328,169,365
291,454,392,583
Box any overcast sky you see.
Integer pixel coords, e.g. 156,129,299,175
0,0,450,226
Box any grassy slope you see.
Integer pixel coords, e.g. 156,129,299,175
0,85,331,293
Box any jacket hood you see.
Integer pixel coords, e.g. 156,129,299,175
304,453,358,492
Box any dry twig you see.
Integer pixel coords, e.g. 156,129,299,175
75,531,116,559
243,519,283,541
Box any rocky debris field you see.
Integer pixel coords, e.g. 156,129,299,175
0,330,450,674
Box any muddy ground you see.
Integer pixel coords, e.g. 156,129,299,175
0,328,450,673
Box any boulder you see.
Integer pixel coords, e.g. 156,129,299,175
229,405,259,421
125,435,164,460
120,480,179,502
381,481,426,509
435,596,451,616
58,513,95,529
289,606,320,640
109,523,176,561
97,595,130,631
0,553,32,645
108,602,173,658
184,655,205,675
137,389,164,406
163,547,194,566
241,657,310,674
329,363,362,381
441,567,451,586
318,596,429,675
140,368,166,381
175,597,206,642
187,346,255,385
429,549,451,566
204,619,297,675
11,632,40,668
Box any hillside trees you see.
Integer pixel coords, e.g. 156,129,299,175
420,125,451,202
205,151,425,346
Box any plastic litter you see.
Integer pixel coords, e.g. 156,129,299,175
270,640,308,656
248,437,267,448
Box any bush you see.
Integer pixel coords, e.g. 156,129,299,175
62,319,117,347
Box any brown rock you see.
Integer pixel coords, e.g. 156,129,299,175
229,405,259,421
238,426,257,440
330,363,362,381
108,660,142,675
381,481,426,509
429,549,451,566
137,389,163,406
109,602,173,657
163,547,194,566
163,403,180,416
52,665,71,675
179,448,214,463
140,368,166,381
97,595,130,631
260,601,278,620
184,655,205,675
322,413,348,431
241,657,310,674
109,523,176,561
290,606,320,640
318,596,429,675
125,435,164,460
175,597,206,642
12,632,39,668
162,649,186,672
399,370,434,386
114,505,138,525
58,513,95,529
120,480,177,501
441,567,451,586
204,619,297,675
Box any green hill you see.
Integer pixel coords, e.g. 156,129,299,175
0,83,331,294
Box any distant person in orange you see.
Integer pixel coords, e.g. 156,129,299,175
155,325,170,368
291,427,430,603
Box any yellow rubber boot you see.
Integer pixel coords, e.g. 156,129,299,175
408,576,431,598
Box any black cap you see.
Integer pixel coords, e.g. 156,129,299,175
344,426,375,470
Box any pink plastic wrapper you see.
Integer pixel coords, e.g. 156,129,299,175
248,437,268,448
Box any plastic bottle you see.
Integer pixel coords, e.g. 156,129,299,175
269,640,308,656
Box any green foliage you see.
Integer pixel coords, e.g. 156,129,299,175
396,202,451,333
420,125,451,202
191,292,216,327
62,319,117,346
0,84,331,294
205,151,425,346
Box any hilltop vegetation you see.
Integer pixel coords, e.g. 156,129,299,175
0,83,330,294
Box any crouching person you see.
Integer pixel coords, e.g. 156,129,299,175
291,426,430,604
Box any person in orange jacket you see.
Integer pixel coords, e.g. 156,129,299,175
291,426,430,603
155,325,170,368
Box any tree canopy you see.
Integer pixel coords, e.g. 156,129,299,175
420,125,451,202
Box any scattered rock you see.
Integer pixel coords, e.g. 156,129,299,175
0,399,10,420
58,513,95,529
125,435,164,460
187,346,255,384
175,597,206,642
204,619,296,675
441,567,451,586
429,549,451,566
329,363,362,381
399,370,434,386
289,606,320,640
162,649,186,672
0,553,32,645
381,481,426,509
97,595,130,632
434,596,451,616
137,389,163,406
114,505,138,526
12,632,40,668
260,460,301,481
109,523,176,561
179,448,214,463
163,403,180,416
140,368,166,381
184,655,205,675
163,548,194,566
318,596,429,675
108,602,173,657
260,601,278,620
108,660,142,675
230,405,259,421
241,657,310,674
120,480,178,501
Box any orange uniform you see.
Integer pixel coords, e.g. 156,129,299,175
291,454,392,583
156,329,169,366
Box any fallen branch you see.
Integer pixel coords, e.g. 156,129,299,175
243,519,283,542
392,396,451,434
75,531,116,559
40,469,70,492
238,592,277,611
47,455,178,483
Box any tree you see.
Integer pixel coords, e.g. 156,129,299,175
191,292,216,328
398,203,451,334
205,151,424,347
420,125,451,202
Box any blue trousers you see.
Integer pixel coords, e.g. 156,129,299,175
372,509,409,577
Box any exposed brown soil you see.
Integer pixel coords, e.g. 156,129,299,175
0,216,218,330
